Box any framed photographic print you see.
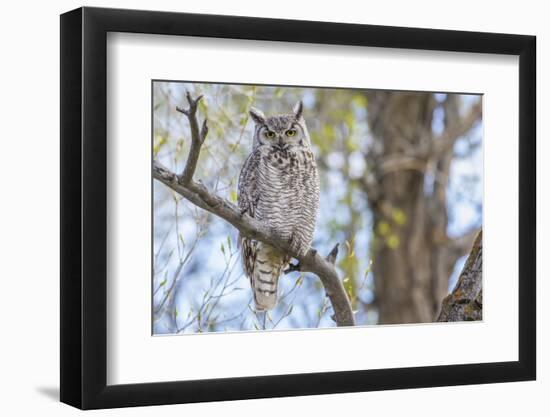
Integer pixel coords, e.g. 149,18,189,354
60,6,536,409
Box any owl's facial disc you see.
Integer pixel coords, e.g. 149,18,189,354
252,108,308,150
260,122,303,149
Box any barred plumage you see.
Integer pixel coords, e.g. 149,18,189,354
238,101,320,311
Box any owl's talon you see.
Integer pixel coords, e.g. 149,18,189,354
284,262,301,275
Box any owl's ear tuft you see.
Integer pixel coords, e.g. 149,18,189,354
293,100,304,120
249,107,266,125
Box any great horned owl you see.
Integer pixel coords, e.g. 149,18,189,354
238,101,320,311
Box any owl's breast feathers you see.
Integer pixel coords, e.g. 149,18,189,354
238,145,320,310
245,146,319,228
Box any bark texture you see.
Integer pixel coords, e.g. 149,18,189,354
437,231,483,322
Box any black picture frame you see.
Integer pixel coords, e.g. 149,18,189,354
60,6,536,410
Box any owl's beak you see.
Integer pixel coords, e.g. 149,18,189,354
277,137,284,148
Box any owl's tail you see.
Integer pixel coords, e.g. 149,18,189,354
241,239,288,311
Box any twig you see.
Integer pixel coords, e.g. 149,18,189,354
326,243,339,264
154,234,201,316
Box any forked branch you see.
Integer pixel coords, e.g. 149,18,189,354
153,93,355,327
176,92,209,184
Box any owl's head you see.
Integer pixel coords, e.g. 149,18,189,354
249,101,310,150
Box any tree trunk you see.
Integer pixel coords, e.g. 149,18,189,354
438,231,482,322
363,92,477,324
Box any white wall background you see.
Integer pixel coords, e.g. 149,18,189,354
0,0,545,415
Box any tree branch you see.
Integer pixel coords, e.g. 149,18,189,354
437,230,482,322
433,100,482,158
377,154,427,176
176,91,209,185
154,94,355,327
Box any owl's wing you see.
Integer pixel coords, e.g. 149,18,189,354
237,150,261,218
237,151,262,279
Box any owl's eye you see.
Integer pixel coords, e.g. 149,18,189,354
264,130,276,139
285,129,297,137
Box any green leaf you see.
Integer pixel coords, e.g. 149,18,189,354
392,208,407,225
153,133,167,155
377,221,391,236
198,97,208,115
352,94,368,108
386,234,400,249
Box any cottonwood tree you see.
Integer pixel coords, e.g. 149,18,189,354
362,92,481,323
310,89,482,324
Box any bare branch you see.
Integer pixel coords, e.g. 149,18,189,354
437,230,482,322
176,92,209,184
378,154,427,176
326,243,339,264
153,94,355,327
433,100,482,158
